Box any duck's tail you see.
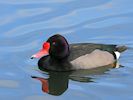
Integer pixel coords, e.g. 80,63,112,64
116,45,127,53
114,45,127,60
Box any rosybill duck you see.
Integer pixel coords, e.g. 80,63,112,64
31,34,127,71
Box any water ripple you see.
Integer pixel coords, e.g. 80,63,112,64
0,0,75,4
2,0,133,38
0,0,133,99
0,80,19,88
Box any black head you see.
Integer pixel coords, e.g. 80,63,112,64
47,34,70,59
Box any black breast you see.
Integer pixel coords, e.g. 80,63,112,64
38,55,73,71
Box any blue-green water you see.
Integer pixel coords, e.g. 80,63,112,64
0,0,133,100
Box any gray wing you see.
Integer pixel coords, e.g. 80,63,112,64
68,43,117,61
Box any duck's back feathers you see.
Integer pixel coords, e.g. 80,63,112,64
68,43,117,61
67,43,127,70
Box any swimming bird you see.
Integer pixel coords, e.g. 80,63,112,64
31,34,127,71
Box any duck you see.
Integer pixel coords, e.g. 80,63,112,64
31,34,127,71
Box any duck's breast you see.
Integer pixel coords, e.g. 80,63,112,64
70,49,115,70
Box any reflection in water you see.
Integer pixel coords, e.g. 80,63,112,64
32,61,122,96
32,72,70,96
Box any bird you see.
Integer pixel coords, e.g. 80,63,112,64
31,34,127,71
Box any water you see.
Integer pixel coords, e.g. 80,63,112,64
0,0,133,100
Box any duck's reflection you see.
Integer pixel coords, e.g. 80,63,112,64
32,71,70,96
32,61,122,96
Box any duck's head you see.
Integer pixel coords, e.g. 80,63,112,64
31,34,70,59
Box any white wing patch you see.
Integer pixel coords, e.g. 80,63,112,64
114,51,121,60
71,49,115,70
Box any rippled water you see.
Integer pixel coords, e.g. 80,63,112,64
0,0,133,100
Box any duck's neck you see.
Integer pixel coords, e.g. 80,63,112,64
50,54,69,62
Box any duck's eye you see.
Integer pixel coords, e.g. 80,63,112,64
52,42,56,45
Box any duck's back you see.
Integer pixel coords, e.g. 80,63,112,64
67,43,117,70
68,43,117,61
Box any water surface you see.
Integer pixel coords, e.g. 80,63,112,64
0,0,133,100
